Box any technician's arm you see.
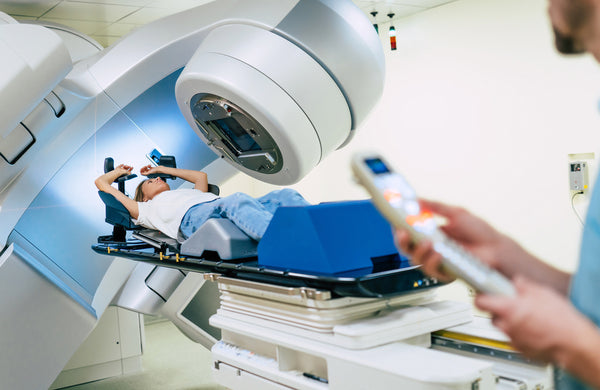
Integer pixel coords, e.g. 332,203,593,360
395,200,571,295
559,326,600,388
140,165,208,192
94,164,140,219
557,321,600,389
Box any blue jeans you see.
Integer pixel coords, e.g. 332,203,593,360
179,189,310,241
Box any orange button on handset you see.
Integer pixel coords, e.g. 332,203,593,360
383,189,402,203
406,210,434,227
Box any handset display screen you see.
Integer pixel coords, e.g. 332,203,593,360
365,158,390,175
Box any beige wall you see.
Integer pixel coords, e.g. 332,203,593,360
221,0,600,300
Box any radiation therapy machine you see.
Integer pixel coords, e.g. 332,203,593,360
0,1,553,389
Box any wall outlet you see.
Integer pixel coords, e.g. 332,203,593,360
568,153,595,193
569,161,588,191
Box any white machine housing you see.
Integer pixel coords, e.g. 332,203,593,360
175,1,384,184
175,24,349,184
0,1,386,389
207,276,553,389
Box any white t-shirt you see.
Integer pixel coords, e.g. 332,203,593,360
135,188,219,239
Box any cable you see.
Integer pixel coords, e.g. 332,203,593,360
571,191,585,226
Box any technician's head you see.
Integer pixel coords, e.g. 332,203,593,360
134,177,170,202
548,0,600,58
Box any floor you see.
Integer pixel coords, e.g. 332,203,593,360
67,320,228,390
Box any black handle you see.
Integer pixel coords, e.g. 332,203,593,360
104,157,114,173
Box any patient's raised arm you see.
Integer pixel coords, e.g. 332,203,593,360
95,164,132,191
95,164,140,219
140,165,208,192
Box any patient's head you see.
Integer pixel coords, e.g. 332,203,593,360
134,177,170,202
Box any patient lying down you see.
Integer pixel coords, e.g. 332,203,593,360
95,164,309,241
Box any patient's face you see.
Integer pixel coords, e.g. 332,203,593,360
142,177,170,201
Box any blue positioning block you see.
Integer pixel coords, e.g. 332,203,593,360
258,200,406,274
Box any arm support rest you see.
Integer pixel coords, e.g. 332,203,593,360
98,191,138,230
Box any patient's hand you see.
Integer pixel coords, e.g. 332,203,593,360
115,164,133,176
140,164,161,176
95,164,133,192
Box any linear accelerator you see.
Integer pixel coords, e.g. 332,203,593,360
0,1,552,389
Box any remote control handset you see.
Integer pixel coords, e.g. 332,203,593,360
351,153,516,297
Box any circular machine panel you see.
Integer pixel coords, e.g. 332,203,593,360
175,24,351,185
191,94,283,175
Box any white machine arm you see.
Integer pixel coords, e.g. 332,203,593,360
0,21,71,164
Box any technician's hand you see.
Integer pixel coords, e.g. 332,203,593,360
476,276,600,371
395,229,452,281
394,200,509,282
140,164,162,176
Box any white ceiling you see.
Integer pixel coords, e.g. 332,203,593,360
0,0,457,47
